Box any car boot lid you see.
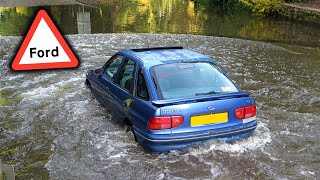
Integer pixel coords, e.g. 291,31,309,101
152,92,250,106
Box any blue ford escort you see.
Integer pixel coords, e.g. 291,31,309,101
85,47,257,152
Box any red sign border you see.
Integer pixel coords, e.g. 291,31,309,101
11,10,78,71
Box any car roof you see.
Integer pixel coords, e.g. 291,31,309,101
118,47,213,68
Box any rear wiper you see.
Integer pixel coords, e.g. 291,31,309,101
195,91,217,96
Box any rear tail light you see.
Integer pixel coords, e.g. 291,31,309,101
171,116,184,128
245,105,256,118
148,116,184,130
235,104,256,119
235,107,245,119
147,116,171,130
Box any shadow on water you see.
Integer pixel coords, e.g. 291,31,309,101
0,0,319,47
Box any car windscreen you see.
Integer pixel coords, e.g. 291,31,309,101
150,62,239,100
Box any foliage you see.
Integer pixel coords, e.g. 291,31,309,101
194,0,251,15
195,0,285,16
0,7,36,36
239,0,284,15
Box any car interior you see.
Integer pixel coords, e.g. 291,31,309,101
118,60,135,94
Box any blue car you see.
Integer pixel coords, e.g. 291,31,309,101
85,47,257,152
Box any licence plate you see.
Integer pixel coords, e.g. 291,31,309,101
191,112,228,126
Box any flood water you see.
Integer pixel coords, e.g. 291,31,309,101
0,1,320,180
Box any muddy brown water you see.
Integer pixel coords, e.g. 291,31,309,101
0,33,319,179
1,0,320,179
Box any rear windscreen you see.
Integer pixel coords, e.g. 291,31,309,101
150,62,238,100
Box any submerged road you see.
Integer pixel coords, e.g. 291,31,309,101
0,33,319,179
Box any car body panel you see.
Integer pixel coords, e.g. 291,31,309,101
160,96,256,134
134,121,257,152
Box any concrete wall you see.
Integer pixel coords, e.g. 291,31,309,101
280,3,320,24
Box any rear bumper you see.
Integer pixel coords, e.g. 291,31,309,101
133,121,257,152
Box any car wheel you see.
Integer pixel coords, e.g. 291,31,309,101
124,123,137,142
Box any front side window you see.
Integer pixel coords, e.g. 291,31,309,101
137,69,149,100
116,59,136,94
150,62,238,100
103,55,124,80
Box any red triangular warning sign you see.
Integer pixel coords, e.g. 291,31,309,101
12,10,78,71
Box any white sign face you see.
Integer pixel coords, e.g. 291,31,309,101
19,18,70,65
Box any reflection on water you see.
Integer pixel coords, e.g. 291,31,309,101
0,0,319,47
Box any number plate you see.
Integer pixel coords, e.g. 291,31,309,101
191,112,228,126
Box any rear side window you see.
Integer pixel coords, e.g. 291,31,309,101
137,69,149,100
103,55,124,80
116,59,136,94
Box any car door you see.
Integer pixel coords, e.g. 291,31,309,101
129,67,157,131
97,54,125,116
109,58,137,120
101,58,136,119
